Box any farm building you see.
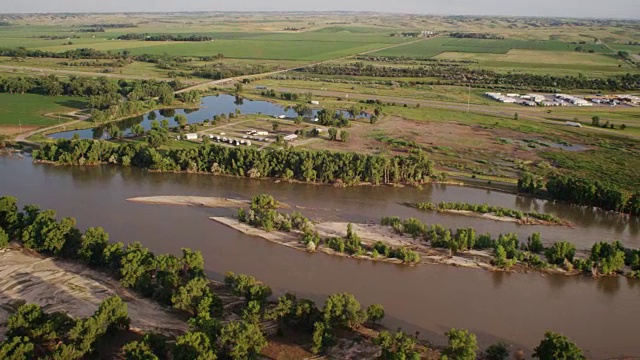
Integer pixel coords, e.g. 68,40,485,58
310,100,320,105
256,131,269,136
565,121,582,128
283,134,298,142
185,133,198,140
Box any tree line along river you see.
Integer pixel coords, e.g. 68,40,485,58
0,155,639,358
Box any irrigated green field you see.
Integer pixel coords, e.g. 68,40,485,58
433,50,633,76
0,25,411,61
370,37,612,58
0,93,87,126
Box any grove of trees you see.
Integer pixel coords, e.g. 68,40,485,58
33,139,436,186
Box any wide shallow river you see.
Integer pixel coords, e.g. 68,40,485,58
0,155,638,358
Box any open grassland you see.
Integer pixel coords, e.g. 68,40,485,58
0,93,87,126
119,40,389,61
434,49,633,76
253,78,491,104
540,148,640,191
370,37,613,58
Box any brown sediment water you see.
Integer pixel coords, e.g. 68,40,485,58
0,155,639,358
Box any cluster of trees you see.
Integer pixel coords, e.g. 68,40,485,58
0,196,219,314
409,201,563,224
238,194,313,232
591,116,626,130
449,32,505,39
519,173,640,215
0,195,265,359
34,139,437,186
117,33,214,41
0,296,130,359
379,215,639,276
0,74,181,100
297,62,640,91
193,62,267,80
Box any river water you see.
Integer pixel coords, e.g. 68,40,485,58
0,155,638,358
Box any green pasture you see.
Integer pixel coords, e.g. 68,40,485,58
370,37,613,58
0,93,87,126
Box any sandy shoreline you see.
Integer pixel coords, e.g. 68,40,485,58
0,247,188,340
127,195,249,208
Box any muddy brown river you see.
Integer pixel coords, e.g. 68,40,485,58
0,155,638,358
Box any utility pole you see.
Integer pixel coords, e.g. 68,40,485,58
467,84,471,113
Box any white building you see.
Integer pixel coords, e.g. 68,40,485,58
185,133,198,140
256,131,269,136
283,134,298,142
310,100,320,105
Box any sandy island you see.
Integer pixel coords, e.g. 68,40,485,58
127,195,249,208
0,247,188,340
212,217,497,270
416,209,572,227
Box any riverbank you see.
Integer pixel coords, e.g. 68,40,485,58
0,246,189,339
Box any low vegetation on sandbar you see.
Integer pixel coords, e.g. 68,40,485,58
404,201,570,226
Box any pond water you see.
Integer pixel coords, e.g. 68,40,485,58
49,94,369,140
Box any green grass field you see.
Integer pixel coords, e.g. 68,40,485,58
433,50,632,76
370,37,613,58
0,93,87,126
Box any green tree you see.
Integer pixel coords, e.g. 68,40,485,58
366,304,385,324
234,83,243,95
123,341,159,360
545,241,576,266
590,242,625,275
527,233,544,254
485,342,510,360
0,227,8,249
591,116,600,126
219,321,266,360
172,277,214,316
493,245,513,269
79,227,109,266
514,112,519,120
175,114,188,128
272,122,280,132
339,130,349,143
442,328,478,360
0,196,19,236
375,330,421,360
328,127,338,141
0,336,35,359
174,331,217,360
322,293,366,329
533,331,585,360
131,123,145,136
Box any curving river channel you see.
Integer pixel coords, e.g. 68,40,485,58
0,155,638,359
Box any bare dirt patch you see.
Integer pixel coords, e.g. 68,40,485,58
0,125,39,136
0,248,188,340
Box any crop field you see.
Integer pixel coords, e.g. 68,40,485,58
0,93,87,127
0,24,411,62
370,37,612,58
